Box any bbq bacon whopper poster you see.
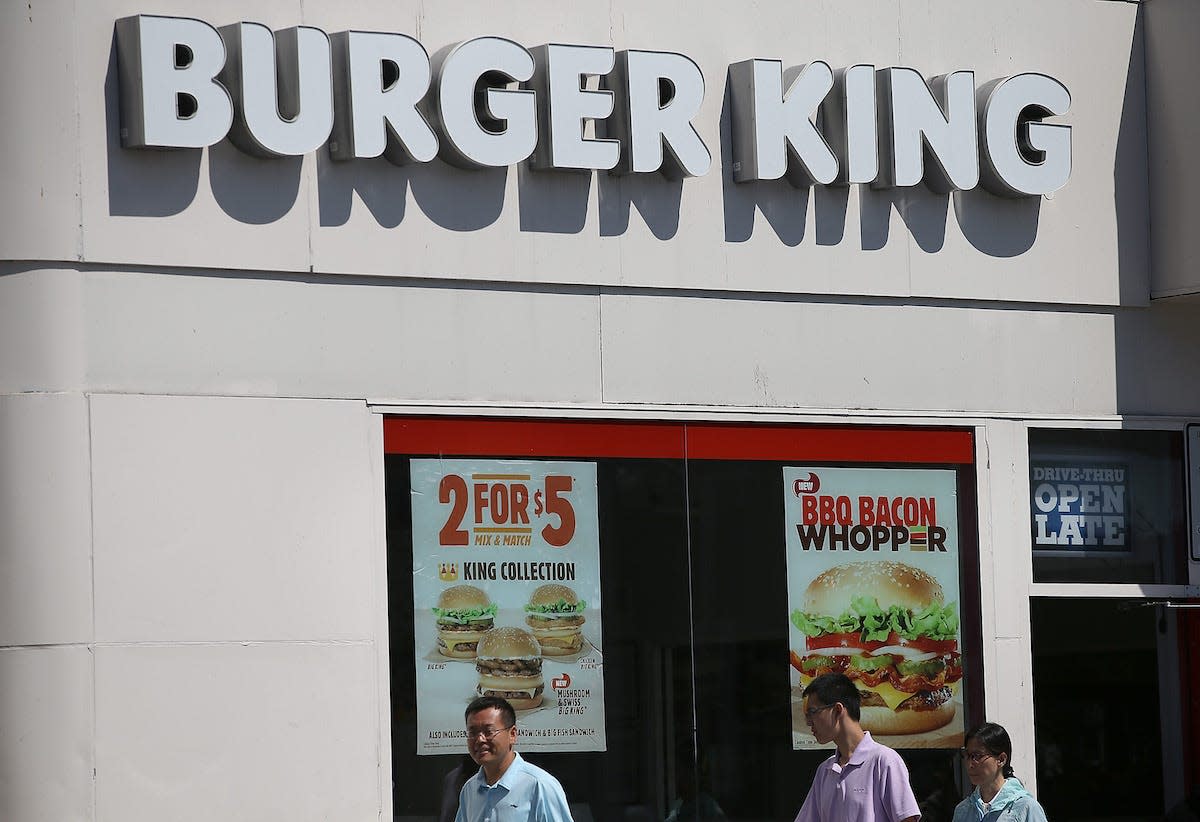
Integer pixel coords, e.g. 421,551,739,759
412,459,606,754
784,467,964,750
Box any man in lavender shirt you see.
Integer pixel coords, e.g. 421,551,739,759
794,673,922,822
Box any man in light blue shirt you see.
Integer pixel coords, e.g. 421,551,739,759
455,696,575,822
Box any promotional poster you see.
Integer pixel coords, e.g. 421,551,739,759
784,466,964,750
411,459,606,754
1030,461,1129,553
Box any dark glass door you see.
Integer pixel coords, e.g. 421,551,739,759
1031,598,1189,822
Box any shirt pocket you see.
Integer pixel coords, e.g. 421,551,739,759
845,784,873,819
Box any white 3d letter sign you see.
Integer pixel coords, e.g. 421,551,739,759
328,31,438,165
606,50,711,178
434,37,537,169
115,15,233,149
529,44,619,171
116,14,1072,197
977,74,1072,197
217,23,334,158
728,59,838,187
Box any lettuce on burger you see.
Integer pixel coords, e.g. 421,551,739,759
789,561,963,735
523,584,587,656
433,585,498,659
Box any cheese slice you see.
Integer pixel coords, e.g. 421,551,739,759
799,676,958,711
872,681,916,711
478,685,540,698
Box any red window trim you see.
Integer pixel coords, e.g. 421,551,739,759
384,417,974,464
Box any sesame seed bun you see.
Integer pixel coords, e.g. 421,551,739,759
437,585,491,611
804,561,944,614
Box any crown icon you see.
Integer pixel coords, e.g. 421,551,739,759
438,562,459,581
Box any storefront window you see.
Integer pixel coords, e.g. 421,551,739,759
387,452,693,822
684,454,983,822
1028,429,1189,585
384,419,981,822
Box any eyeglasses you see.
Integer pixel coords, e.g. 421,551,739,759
467,725,513,741
960,749,995,764
804,703,838,720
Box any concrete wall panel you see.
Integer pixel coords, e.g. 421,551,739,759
0,393,93,646
79,269,602,403
0,2,82,263
599,292,1119,415
0,267,87,394
1146,0,1200,297
0,647,94,822
900,1,1147,307
1114,296,1200,416
90,394,378,643
94,642,380,822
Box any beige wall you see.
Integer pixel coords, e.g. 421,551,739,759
0,391,391,822
1145,0,1200,297
7,264,1200,416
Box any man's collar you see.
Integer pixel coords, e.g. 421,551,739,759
497,751,525,788
847,731,878,765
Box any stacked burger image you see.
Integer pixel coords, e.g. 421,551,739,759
474,627,546,709
523,584,588,656
432,583,588,710
790,561,962,737
433,585,498,659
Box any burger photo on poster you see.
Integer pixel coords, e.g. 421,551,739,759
433,585,498,659
475,626,545,710
790,561,962,736
523,583,588,656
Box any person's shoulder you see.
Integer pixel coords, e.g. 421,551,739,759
853,733,887,757
513,756,565,789
1004,794,1047,822
988,787,1046,820
863,737,906,767
813,751,839,774
950,795,974,822
458,768,485,799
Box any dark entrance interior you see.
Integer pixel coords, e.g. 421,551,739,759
1031,598,1188,822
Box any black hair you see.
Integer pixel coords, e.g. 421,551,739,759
464,696,516,729
964,722,1016,779
801,672,862,721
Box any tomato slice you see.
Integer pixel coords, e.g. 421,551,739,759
806,631,957,655
806,632,873,652
893,635,958,654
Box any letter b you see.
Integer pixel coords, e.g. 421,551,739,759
115,15,234,149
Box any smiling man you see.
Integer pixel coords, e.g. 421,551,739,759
795,673,922,822
455,696,575,822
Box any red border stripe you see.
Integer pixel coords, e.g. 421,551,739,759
685,423,974,463
384,417,973,464
384,417,686,458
